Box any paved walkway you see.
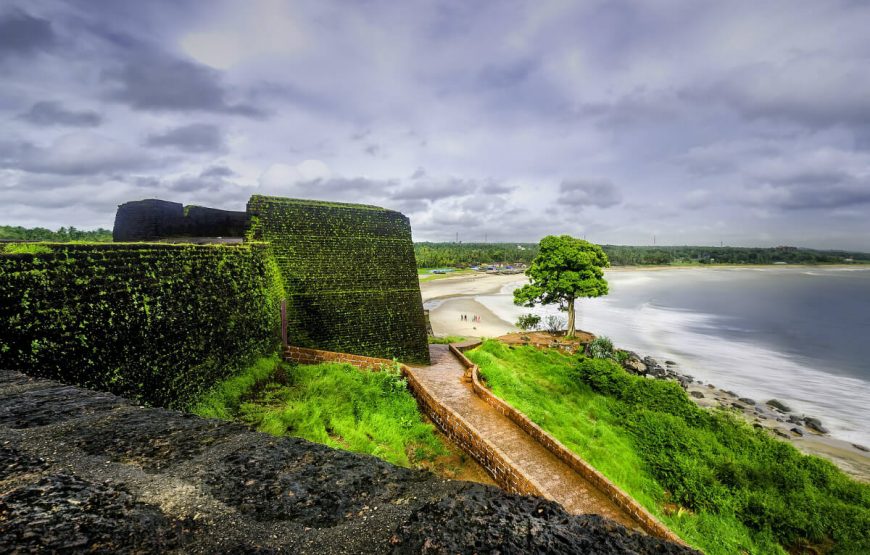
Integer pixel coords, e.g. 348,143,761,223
408,344,640,531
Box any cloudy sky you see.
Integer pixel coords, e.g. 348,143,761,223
2,1,870,249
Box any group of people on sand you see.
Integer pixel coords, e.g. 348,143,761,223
460,314,481,323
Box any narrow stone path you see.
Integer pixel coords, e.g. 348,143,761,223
408,344,641,531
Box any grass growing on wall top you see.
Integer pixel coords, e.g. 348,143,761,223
427,336,467,344
191,355,452,470
466,340,870,555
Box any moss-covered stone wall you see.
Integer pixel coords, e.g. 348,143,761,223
247,196,429,363
0,243,284,407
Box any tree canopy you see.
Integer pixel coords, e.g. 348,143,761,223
513,235,610,337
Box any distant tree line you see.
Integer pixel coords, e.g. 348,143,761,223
414,242,870,268
0,225,113,242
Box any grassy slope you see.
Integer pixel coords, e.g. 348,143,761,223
428,335,467,345
466,341,870,555
191,355,448,469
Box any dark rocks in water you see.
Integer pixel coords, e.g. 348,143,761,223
766,399,792,412
665,360,677,366
788,414,804,425
706,384,715,389
773,429,790,439
689,391,705,399
731,402,746,410
804,417,829,434
852,444,869,452
390,484,698,555
791,427,805,437
642,356,659,368
753,423,763,429
724,390,737,397
738,397,756,406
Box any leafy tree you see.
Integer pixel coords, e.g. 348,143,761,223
513,235,610,337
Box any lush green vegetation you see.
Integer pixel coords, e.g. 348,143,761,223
414,242,870,268
0,225,112,242
192,355,452,470
0,242,284,408
428,335,466,344
466,341,870,555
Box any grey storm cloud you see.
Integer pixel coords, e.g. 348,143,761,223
274,177,398,203
744,170,870,211
102,53,262,116
0,9,55,58
558,179,622,209
146,123,225,153
18,101,102,127
200,165,237,178
391,176,477,202
2,0,870,249
0,134,150,176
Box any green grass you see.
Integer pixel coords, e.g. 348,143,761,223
191,355,450,469
428,335,467,344
466,341,870,555
1,243,53,254
418,268,478,282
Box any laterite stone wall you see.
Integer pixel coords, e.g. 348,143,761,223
0,243,284,408
248,195,429,363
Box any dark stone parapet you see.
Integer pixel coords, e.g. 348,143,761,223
0,371,697,554
113,199,248,241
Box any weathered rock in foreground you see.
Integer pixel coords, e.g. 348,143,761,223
0,371,696,554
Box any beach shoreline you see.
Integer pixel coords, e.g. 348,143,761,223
421,271,870,482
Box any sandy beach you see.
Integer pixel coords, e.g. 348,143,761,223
421,270,870,481
422,273,526,338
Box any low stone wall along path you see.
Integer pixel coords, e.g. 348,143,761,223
407,344,639,530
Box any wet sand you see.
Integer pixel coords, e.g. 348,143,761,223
428,297,517,338
422,272,525,338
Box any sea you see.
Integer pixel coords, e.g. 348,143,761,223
475,267,870,446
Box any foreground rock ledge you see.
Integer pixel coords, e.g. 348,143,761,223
0,371,696,554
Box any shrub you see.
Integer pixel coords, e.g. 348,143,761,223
516,313,541,330
587,336,615,359
544,314,566,333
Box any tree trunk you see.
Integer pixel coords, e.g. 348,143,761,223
566,297,576,338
